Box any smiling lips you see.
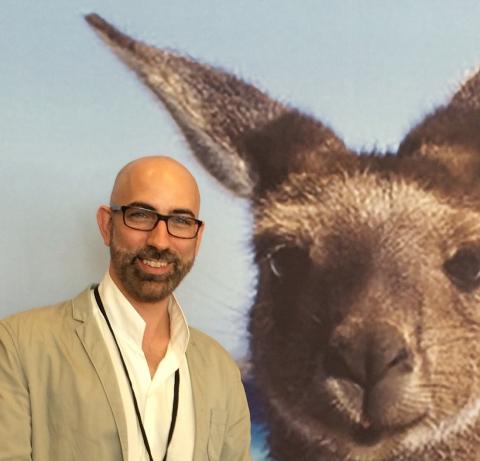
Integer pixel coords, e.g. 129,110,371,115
139,258,173,274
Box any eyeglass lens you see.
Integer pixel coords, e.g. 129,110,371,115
123,207,199,238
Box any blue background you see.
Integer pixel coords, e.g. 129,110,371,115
3,2,480,458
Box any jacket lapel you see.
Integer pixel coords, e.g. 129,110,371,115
72,287,129,460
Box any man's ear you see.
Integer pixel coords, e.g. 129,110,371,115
194,222,205,256
97,205,113,246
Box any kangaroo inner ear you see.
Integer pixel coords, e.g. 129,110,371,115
242,111,349,192
397,67,480,188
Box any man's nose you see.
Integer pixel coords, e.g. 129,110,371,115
145,220,171,249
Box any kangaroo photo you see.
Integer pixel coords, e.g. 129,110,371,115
84,13,480,461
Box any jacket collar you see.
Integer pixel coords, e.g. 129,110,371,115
71,286,129,460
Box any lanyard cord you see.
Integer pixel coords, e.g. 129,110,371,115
93,286,180,461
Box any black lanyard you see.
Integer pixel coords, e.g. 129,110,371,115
94,286,180,461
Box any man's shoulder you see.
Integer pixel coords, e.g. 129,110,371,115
187,327,239,371
0,287,93,338
188,326,229,352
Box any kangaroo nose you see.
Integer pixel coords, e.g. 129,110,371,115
324,323,414,389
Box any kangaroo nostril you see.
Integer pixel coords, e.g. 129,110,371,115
388,347,410,369
323,343,361,385
325,324,414,389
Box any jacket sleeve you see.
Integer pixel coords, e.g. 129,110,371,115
0,321,32,460
220,366,252,461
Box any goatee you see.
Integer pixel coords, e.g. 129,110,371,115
110,244,194,303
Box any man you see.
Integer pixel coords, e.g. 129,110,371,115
0,156,252,461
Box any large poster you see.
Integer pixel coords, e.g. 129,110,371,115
3,2,480,459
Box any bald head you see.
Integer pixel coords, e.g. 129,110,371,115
97,155,204,306
110,156,201,215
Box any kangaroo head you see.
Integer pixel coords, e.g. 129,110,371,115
86,14,480,460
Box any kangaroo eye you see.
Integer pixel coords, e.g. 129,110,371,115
267,245,310,278
444,247,480,291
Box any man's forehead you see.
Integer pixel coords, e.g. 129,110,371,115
110,156,201,212
121,201,196,219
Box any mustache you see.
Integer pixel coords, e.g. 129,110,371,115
134,246,179,263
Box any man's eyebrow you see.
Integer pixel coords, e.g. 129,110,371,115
170,208,195,218
127,201,156,210
127,202,196,218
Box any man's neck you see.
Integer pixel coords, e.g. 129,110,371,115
132,296,170,330
137,301,170,377
120,290,171,341
109,270,170,329
109,273,171,376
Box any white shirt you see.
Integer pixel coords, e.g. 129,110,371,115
92,273,195,461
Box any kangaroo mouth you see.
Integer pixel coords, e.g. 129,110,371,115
310,373,431,449
350,412,428,447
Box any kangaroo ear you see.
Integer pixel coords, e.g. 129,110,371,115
85,14,348,197
398,68,480,186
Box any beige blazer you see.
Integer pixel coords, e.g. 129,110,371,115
0,288,252,461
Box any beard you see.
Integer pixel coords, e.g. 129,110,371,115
110,242,195,303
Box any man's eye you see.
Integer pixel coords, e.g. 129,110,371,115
170,216,194,227
127,210,152,220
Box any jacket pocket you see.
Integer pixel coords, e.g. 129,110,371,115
207,409,227,461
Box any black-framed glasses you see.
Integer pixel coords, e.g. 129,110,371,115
110,205,203,239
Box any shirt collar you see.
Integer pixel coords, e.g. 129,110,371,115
98,272,190,359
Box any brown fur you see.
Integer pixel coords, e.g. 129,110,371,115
86,14,480,460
